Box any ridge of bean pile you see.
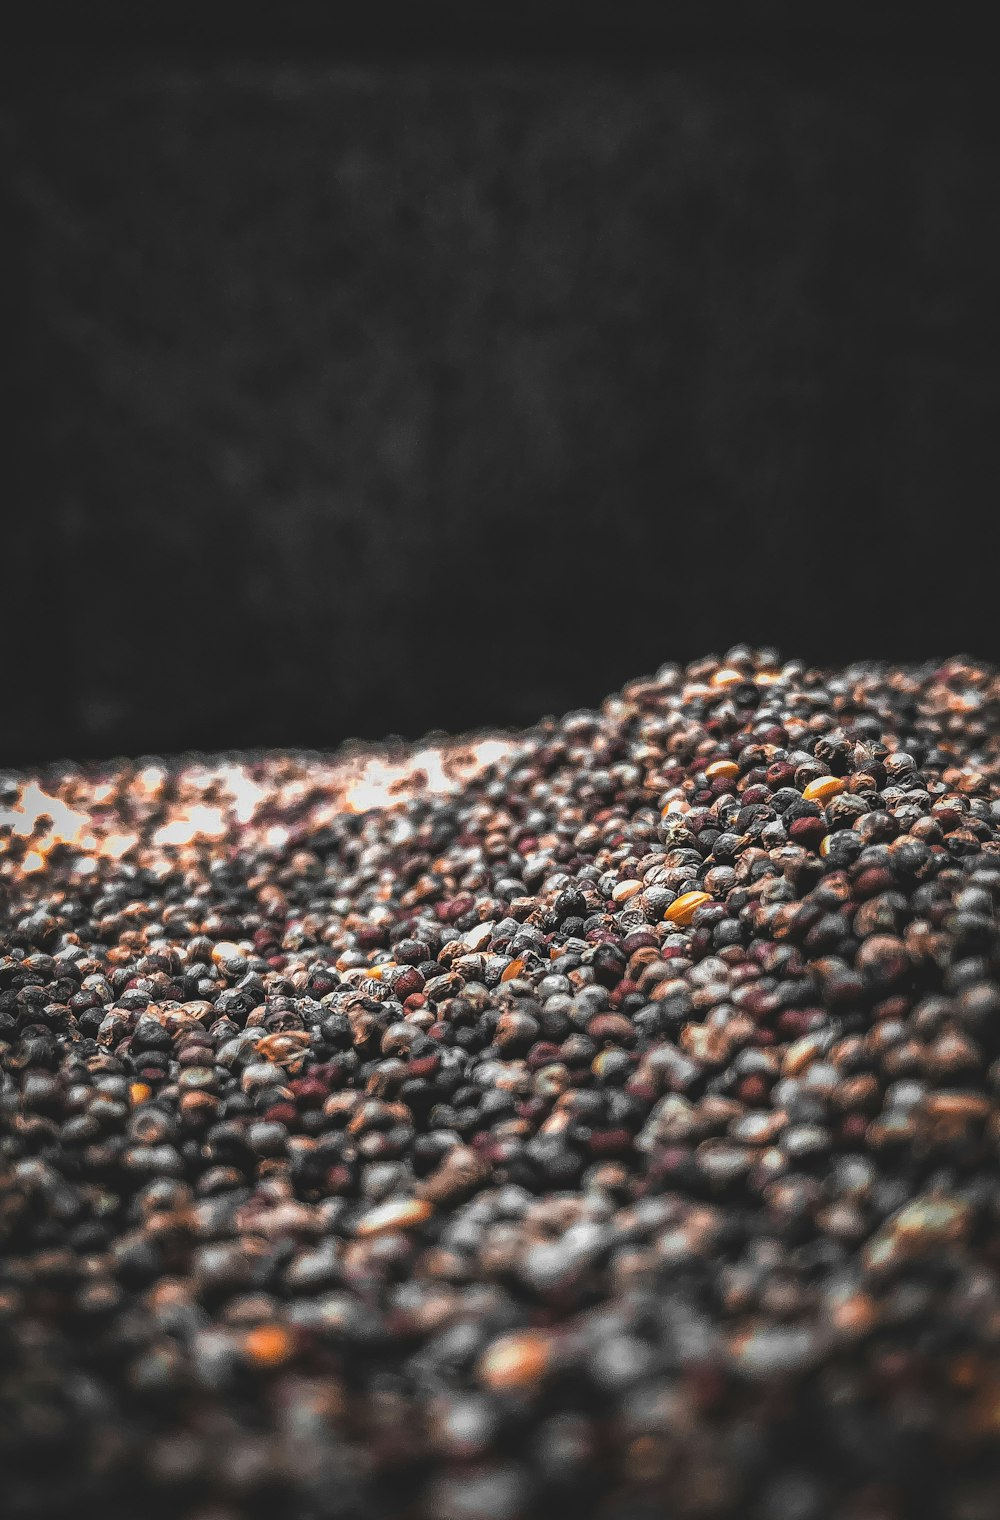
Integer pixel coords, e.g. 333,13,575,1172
2,651,1000,1520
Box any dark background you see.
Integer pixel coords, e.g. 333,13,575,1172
3,10,999,767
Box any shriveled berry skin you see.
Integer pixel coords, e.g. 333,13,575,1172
3,650,1000,1520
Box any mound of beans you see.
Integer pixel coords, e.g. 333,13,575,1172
2,650,1000,1520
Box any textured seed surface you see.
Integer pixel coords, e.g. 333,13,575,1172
3,651,1000,1519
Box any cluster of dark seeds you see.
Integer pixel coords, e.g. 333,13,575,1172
3,651,1000,1520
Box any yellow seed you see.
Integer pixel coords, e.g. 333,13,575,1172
660,800,688,818
802,776,846,803
500,957,526,982
478,1331,551,1391
356,1197,433,1238
611,879,643,903
819,834,834,857
211,940,244,964
130,1082,152,1105
783,1036,822,1077
663,891,712,927
711,668,744,687
705,760,739,781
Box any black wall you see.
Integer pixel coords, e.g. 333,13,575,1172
3,24,999,765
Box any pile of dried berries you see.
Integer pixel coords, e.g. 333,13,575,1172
2,651,1000,1520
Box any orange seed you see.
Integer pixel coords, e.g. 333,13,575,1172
244,1324,294,1367
664,891,712,927
356,1197,433,1238
705,760,739,781
478,1330,551,1391
802,776,846,803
